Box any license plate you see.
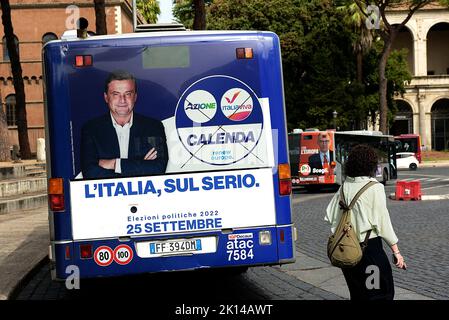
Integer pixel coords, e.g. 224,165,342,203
149,239,202,255
135,236,217,258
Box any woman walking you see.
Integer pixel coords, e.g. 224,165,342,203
325,144,407,300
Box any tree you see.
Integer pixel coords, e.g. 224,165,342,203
363,39,412,128
1,0,32,159
351,0,431,134
0,107,10,161
173,0,193,28
137,0,160,24
173,0,212,29
94,0,107,35
337,3,374,83
186,0,412,131
192,0,206,30
336,3,375,129
207,0,357,131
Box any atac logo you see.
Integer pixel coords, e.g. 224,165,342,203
184,90,217,123
221,88,253,121
300,164,311,176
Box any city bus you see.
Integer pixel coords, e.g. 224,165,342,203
289,130,397,188
43,28,295,280
394,134,422,163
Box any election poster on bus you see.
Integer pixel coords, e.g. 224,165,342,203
65,43,278,239
68,47,274,181
298,131,336,185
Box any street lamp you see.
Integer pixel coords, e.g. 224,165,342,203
332,110,338,130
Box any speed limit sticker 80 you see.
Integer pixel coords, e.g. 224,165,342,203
94,246,114,267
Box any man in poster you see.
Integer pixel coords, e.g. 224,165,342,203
80,70,168,179
308,132,333,175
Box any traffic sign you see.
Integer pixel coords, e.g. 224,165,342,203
94,246,114,267
113,244,133,265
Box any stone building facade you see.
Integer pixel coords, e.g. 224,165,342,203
387,3,449,150
0,0,138,154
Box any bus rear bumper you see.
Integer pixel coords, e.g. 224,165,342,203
50,225,296,280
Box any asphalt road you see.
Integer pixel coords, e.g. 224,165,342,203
293,166,449,300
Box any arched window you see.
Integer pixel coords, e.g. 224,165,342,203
431,99,449,151
5,94,16,126
391,25,415,75
427,23,449,75
391,100,414,136
2,35,19,62
42,32,58,45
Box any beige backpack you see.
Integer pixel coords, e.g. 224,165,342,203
327,181,376,268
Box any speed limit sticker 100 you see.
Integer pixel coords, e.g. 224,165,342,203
94,246,114,267
113,244,133,265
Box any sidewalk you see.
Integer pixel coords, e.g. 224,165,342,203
0,205,435,300
282,251,434,300
0,206,48,300
420,160,449,168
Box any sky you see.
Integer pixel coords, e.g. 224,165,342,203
158,0,175,23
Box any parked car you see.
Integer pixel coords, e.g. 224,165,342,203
396,152,419,170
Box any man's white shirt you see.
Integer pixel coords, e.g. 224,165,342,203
110,113,133,173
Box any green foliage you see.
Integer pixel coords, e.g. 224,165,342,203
207,0,343,130
363,38,412,126
177,0,415,131
137,0,161,24
173,0,193,28
173,0,212,29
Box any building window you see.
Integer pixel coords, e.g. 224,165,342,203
42,32,58,44
5,94,16,126
2,35,19,62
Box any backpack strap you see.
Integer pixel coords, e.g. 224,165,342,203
338,180,378,247
348,181,378,210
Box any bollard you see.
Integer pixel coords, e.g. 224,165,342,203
11,144,21,163
395,180,421,201
37,138,46,162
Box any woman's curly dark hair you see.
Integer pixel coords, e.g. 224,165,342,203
344,144,378,178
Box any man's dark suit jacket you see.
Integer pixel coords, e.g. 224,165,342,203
308,152,333,173
81,113,168,179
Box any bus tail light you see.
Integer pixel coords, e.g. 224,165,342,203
49,178,65,212
75,55,93,67
236,48,253,59
278,163,292,196
80,244,93,259
65,245,71,260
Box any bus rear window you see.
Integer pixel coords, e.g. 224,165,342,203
142,46,190,69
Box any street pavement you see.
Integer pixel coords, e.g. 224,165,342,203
1,159,448,300
0,205,436,300
0,207,48,300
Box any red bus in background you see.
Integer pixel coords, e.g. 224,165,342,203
288,130,337,187
394,134,422,163
289,130,397,188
